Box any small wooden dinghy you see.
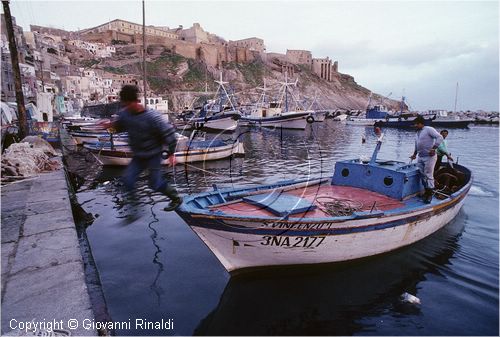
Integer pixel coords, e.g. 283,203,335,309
176,136,472,273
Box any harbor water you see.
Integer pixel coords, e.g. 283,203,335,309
69,121,499,335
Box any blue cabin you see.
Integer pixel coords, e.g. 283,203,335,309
332,159,423,200
366,105,388,119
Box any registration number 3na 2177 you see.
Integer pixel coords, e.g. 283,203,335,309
260,235,326,248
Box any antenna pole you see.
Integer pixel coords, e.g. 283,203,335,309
142,0,147,106
285,72,288,112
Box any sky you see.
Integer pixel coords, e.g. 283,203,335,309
5,0,499,111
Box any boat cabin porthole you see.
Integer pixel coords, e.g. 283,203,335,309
341,168,349,177
384,176,394,186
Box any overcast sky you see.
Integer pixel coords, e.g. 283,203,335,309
6,0,499,111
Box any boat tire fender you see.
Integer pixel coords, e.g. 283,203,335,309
306,116,315,124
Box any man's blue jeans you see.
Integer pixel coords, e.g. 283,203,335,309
122,154,178,198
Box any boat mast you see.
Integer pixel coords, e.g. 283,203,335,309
278,72,297,112
142,0,147,106
285,72,289,112
214,72,236,112
256,78,268,107
454,82,459,113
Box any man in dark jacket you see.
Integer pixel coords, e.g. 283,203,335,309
113,85,182,211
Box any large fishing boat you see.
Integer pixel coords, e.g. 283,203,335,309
177,135,472,273
238,76,311,130
187,73,241,132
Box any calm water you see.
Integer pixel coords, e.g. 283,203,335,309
71,121,499,335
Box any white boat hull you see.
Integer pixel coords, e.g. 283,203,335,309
239,115,308,130
187,196,465,272
93,141,244,166
346,118,379,126
72,135,100,145
333,114,348,121
190,115,238,131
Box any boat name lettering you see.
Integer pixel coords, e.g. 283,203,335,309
265,222,336,230
260,235,326,248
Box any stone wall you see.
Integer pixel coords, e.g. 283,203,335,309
76,27,261,69
229,37,265,53
81,31,135,44
286,49,312,66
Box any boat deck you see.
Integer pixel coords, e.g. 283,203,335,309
214,184,406,218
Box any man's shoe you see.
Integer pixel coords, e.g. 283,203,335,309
164,197,183,211
423,188,433,204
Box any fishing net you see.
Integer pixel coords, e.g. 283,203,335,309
1,138,60,178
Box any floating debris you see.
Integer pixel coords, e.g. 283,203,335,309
400,292,421,305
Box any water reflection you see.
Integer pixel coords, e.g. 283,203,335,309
147,204,165,306
194,213,466,335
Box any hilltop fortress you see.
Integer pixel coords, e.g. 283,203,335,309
3,15,404,113
63,19,339,81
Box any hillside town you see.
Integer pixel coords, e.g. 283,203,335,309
0,16,348,119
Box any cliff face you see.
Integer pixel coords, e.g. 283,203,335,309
98,48,403,112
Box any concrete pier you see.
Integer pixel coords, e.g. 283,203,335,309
1,168,97,336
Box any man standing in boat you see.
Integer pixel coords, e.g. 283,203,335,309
434,129,454,172
410,115,444,203
106,85,182,211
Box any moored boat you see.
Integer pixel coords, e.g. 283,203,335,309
428,110,473,128
84,138,244,166
238,77,310,130
176,136,472,273
70,130,123,145
187,73,241,132
332,113,348,122
346,105,389,126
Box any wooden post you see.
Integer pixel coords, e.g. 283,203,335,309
2,0,28,139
